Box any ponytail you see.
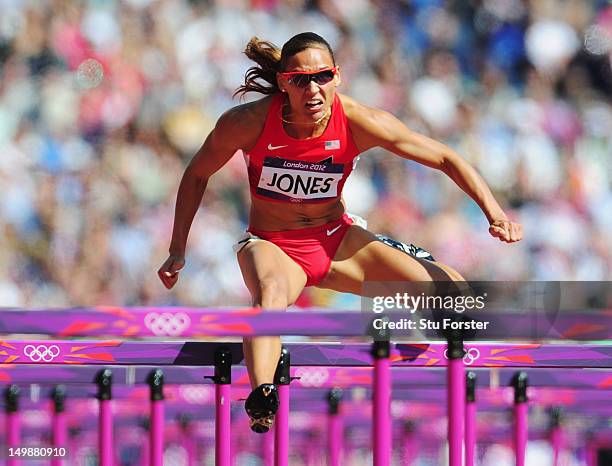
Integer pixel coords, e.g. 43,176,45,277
234,37,282,98
234,33,336,98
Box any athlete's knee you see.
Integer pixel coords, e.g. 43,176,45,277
438,263,466,282
413,258,463,282
253,277,289,309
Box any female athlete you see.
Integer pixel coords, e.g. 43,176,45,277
158,32,523,433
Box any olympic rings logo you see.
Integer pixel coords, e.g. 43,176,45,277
24,344,61,362
443,347,481,366
23,409,50,427
144,312,191,336
295,367,330,387
179,385,212,404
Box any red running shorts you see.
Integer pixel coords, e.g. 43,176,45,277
235,214,356,287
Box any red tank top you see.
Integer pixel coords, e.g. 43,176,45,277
244,93,361,204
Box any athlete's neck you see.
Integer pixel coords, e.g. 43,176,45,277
280,100,332,139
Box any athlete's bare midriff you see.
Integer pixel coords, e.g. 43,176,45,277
249,196,345,230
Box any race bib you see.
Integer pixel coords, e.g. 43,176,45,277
256,157,345,202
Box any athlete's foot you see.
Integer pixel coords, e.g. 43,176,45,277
245,383,279,433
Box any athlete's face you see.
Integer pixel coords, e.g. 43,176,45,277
278,47,341,122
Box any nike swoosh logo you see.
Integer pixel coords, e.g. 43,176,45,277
268,143,288,150
326,225,342,236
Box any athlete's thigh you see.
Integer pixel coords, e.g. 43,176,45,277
237,239,307,306
320,225,464,295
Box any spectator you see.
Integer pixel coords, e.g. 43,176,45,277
0,0,610,309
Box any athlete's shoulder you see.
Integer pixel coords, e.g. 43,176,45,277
336,93,382,124
218,95,274,130
336,93,390,151
214,95,276,150
336,93,362,115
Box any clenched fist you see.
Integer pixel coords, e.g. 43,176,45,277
489,219,523,243
157,254,186,289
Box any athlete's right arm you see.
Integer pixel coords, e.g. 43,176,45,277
158,103,263,289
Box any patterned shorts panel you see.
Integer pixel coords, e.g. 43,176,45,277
375,234,435,262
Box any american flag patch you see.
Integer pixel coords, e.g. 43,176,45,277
325,140,340,150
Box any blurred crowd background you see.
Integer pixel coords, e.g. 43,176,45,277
1,0,611,309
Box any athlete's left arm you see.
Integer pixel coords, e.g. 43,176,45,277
346,100,522,243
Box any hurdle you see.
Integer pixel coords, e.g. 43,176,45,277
2,373,611,463
3,371,610,464
1,307,610,465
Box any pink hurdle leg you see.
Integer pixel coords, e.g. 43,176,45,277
372,340,391,466
5,385,20,466
274,347,291,466
179,415,196,466
328,415,342,466
447,338,465,466
186,438,196,466
51,386,67,466
96,370,113,466
216,378,231,466
147,370,165,466
512,372,529,466
585,441,597,466
551,427,562,466
550,408,563,466
305,434,318,465
275,385,290,466
213,348,232,466
327,388,343,466
140,437,150,466
402,421,417,466
465,372,477,466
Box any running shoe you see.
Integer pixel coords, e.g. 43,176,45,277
245,383,279,433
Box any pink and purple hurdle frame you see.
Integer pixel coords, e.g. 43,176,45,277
0,307,610,466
